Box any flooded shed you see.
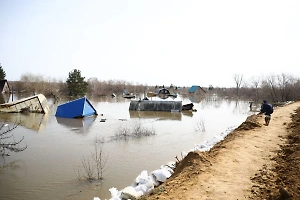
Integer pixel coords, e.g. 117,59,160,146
55,97,97,118
129,100,182,112
0,94,50,114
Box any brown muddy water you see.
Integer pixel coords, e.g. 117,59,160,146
0,94,257,200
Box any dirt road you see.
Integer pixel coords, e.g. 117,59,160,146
142,101,300,200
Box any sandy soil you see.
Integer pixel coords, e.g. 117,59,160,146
141,101,300,200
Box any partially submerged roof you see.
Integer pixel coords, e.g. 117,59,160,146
188,85,206,93
157,88,170,94
0,79,10,93
0,94,50,114
55,97,97,118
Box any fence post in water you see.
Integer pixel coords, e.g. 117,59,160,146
11,86,14,102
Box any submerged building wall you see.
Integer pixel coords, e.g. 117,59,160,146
129,100,182,112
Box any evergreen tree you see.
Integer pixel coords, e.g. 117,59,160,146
0,64,6,80
66,69,88,96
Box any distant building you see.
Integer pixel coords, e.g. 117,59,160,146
188,85,206,95
157,88,170,95
0,80,10,93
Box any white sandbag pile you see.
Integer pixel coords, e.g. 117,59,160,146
94,126,236,200
99,162,175,200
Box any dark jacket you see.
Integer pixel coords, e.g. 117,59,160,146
260,102,273,115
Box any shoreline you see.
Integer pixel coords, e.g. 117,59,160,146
140,101,300,199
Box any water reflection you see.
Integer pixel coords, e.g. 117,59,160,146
188,95,204,103
56,116,97,133
129,111,182,121
0,159,23,173
0,112,49,132
0,95,254,200
200,95,222,108
181,110,194,117
0,93,10,104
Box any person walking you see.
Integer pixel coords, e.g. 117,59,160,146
260,100,273,126
249,101,253,111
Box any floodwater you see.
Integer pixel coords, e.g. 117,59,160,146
0,94,256,200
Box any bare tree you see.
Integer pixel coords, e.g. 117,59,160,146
233,74,243,97
75,136,108,182
0,122,27,156
93,142,108,180
20,73,46,95
265,75,278,102
276,73,296,101
250,76,261,102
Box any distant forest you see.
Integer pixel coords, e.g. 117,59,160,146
6,73,300,104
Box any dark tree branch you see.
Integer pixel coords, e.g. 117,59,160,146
0,122,27,156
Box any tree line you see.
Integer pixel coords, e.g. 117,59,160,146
229,73,300,103
1,65,300,103
8,70,156,98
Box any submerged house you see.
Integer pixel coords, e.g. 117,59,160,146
157,88,170,95
55,97,97,118
0,94,50,113
122,89,136,99
188,85,206,95
156,88,177,99
0,80,10,93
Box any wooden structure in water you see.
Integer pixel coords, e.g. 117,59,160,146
0,94,50,114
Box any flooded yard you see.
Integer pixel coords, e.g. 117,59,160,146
0,94,255,200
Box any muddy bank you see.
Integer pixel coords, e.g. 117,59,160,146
250,106,300,199
141,101,300,200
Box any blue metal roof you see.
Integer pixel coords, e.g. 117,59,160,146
55,97,97,118
188,85,200,93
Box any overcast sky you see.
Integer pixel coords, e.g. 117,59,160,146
1,0,299,87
